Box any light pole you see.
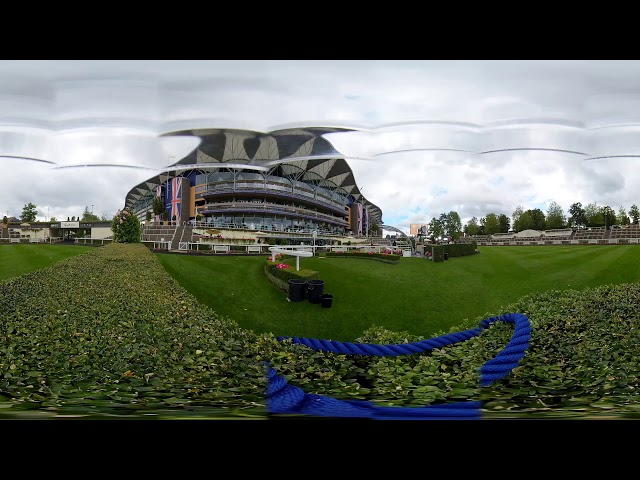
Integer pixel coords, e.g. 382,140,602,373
91,205,94,215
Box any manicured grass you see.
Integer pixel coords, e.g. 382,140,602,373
0,244,94,281
155,245,640,342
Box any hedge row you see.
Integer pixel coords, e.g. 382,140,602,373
325,251,401,264
426,241,478,262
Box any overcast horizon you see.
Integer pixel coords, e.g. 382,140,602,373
2,60,640,234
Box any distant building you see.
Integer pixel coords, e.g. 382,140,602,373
410,224,428,237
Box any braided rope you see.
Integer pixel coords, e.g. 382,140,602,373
267,312,531,419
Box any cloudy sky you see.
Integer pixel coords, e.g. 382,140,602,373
2,60,640,234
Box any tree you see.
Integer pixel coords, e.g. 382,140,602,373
428,216,444,241
527,208,546,231
602,206,616,229
546,201,566,229
50,216,57,222
445,211,462,240
512,205,524,232
464,217,479,236
81,206,101,223
100,213,109,221
483,213,500,234
629,204,640,225
152,197,164,217
515,210,534,231
497,214,510,233
21,202,38,222
111,209,141,243
568,202,586,229
618,206,630,225
437,215,445,237
146,210,152,222
584,203,604,227
479,217,486,234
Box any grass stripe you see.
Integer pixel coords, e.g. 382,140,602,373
0,244,94,281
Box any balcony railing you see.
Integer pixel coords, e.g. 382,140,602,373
199,202,348,226
196,183,348,215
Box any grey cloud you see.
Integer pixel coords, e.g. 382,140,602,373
4,60,640,232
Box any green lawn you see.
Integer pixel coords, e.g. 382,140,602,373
155,245,640,341
0,244,94,281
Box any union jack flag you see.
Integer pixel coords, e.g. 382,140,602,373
170,177,182,223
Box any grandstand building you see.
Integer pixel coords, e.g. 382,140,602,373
124,128,383,239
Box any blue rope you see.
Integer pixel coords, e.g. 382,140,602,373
267,312,531,419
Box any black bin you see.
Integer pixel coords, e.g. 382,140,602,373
444,252,449,260
306,280,325,304
320,294,333,308
288,279,306,302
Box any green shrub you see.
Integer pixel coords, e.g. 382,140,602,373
265,254,319,284
431,245,445,262
326,251,401,264
111,209,141,243
0,243,268,417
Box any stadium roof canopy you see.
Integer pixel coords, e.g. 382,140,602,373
124,126,383,225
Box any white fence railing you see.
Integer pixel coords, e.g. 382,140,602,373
74,238,113,245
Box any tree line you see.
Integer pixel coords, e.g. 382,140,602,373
420,202,640,239
2,203,109,225
464,201,640,236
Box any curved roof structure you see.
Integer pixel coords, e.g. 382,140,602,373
124,127,383,225
380,224,410,239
